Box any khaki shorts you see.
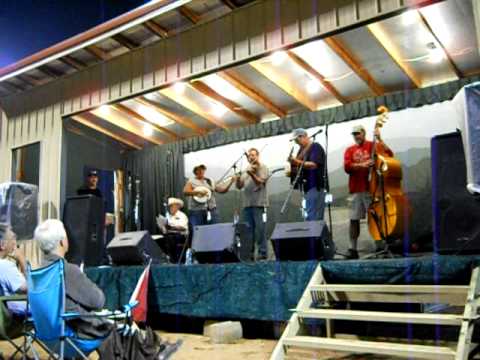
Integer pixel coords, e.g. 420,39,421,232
349,192,372,220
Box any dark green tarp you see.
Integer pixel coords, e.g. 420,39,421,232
86,255,480,322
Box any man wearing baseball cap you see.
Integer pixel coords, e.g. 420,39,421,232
77,170,102,198
289,128,326,221
344,124,393,259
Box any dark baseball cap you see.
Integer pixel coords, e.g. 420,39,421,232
87,170,99,177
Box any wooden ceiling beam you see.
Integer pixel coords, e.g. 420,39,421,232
112,103,180,140
136,97,207,136
249,62,317,111
112,34,139,50
58,55,87,70
161,88,229,129
367,23,422,88
37,65,63,78
324,37,385,96
91,107,163,145
218,70,287,118
418,11,462,79
287,51,347,104
220,0,237,10
190,80,259,124
178,6,200,24
17,74,42,87
85,45,112,61
143,20,169,38
72,115,142,150
1,80,24,92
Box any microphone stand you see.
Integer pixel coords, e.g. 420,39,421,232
216,151,246,184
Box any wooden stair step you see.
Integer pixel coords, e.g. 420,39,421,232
310,284,469,294
283,336,456,360
296,308,463,326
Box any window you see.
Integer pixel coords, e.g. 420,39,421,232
11,142,40,186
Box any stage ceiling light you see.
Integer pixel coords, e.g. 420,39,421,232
173,82,186,94
271,51,287,66
211,102,228,117
401,9,418,26
306,79,321,94
143,123,154,136
97,105,111,115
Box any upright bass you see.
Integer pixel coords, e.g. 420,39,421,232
368,106,410,242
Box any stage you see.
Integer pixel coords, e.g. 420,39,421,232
85,255,480,322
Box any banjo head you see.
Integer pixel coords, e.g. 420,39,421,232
193,186,212,204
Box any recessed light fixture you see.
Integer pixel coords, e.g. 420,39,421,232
401,10,418,26
211,103,228,117
173,82,186,94
427,43,445,64
306,79,321,94
271,51,288,66
143,123,154,136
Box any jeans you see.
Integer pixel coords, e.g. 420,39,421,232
188,208,219,243
242,207,267,259
304,187,326,221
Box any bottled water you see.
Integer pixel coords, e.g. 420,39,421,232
185,248,193,265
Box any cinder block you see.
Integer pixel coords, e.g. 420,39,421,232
203,321,243,344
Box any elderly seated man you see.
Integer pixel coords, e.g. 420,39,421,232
157,198,189,263
0,223,27,317
35,219,112,340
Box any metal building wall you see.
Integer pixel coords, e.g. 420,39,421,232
0,0,440,219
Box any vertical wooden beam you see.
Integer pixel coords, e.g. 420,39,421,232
367,23,422,88
189,80,259,124
324,37,385,96
287,51,347,104
218,71,287,118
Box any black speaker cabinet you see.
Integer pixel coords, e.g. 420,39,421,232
63,195,105,266
270,221,334,261
192,223,243,263
107,230,168,265
432,132,480,253
0,182,38,240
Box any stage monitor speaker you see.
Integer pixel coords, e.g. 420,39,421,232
63,195,105,266
431,132,480,253
0,182,38,240
107,231,168,265
192,223,244,263
270,221,334,261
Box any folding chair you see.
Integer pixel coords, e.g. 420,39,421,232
26,259,136,360
0,290,28,359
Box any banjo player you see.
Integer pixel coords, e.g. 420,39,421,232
183,164,236,233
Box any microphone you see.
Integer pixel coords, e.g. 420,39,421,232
309,128,323,138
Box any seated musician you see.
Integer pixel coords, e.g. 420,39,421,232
0,223,27,317
183,164,235,229
344,125,393,259
157,198,189,263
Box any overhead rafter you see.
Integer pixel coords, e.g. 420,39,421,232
287,51,347,104
136,97,207,136
1,80,24,92
249,61,317,111
178,5,200,24
324,37,385,96
143,20,169,38
112,103,180,140
190,80,259,124
58,56,87,70
112,34,139,50
161,88,229,130
17,74,42,87
91,106,163,145
72,115,142,150
218,70,287,118
220,0,237,10
367,23,422,88
37,65,62,79
85,45,112,61
418,11,462,79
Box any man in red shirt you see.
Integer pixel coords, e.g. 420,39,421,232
344,125,393,259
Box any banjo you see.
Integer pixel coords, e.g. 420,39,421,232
192,186,212,204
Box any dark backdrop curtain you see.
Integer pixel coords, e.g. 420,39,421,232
124,142,185,234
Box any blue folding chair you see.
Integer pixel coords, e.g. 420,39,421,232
26,259,136,359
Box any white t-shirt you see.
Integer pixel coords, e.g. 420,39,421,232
0,259,26,314
167,210,189,235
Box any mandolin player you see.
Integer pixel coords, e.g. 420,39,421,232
343,125,393,259
289,128,327,221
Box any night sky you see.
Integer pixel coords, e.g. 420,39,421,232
0,0,148,68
